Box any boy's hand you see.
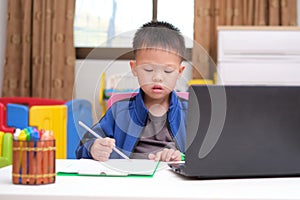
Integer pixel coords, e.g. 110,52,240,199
90,137,115,161
148,148,182,162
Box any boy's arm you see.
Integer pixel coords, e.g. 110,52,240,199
75,136,95,159
76,109,116,159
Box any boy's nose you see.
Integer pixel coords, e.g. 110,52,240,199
152,71,163,82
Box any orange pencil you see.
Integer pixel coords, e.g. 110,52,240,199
41,130,49,184
48,131,55,183
12,140,20,184
29,140,35,184
30,128,40,185
21,141,28,184
12,129,21,184
36,140,43,184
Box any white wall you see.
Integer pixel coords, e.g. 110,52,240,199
0,0,8,97
75,60,130,122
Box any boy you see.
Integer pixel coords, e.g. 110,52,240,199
76,21,188,162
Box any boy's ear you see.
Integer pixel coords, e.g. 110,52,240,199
130,60,138,76
178,65,185,78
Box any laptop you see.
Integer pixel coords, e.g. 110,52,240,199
169,85,300,179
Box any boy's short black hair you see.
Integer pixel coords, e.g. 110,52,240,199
132,21,186,61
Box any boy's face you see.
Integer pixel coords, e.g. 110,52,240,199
130,49,185,100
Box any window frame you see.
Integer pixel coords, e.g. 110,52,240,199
76,47,192,61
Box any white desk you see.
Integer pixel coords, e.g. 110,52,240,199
1,159,300,200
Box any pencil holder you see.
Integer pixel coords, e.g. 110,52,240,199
12,139,56,185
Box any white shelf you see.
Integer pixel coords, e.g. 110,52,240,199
217,27,300,85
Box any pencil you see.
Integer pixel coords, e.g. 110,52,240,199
48,131,55,184
12,140,20,184
29,140,35,184
41,131,49,184
21,141,28,184
36,140,44,184
78,121,130,160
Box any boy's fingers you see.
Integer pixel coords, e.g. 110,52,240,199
99,145,113,154
165,149,181,162
148,153,155,160
155,151,162,161
93,152,110,161
172,150,182,161
97,138,108,145
98,151,110,159
165,149,175,162
161,148,170,161
107,138,116,147
98,138,115,148
156,149,182,162
91,138,114,161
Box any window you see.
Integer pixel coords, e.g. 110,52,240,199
74,0,194,59
74,0,152,47
157,0,194,48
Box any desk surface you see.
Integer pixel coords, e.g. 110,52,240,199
1,159,300,200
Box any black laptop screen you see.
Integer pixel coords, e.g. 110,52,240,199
184,85,300,178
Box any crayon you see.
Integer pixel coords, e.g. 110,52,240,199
12,127,55,185
29,128,39,184
12,129,21,184
24,129,31,184
17,130,28,184
41,130,49,184
48,131,55,183
28,140,35,184
12,140,20,184
37,127,45,183
36,139,43,184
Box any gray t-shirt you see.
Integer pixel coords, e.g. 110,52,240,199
131,112,177,159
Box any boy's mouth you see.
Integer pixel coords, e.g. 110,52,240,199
152,85,163,92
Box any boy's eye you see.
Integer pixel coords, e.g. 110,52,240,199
164,70,174,73
164,67,175,73
144,68,153,72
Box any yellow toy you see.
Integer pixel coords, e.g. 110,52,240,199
29,105,67,159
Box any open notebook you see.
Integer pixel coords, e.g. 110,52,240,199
58,159,159,176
